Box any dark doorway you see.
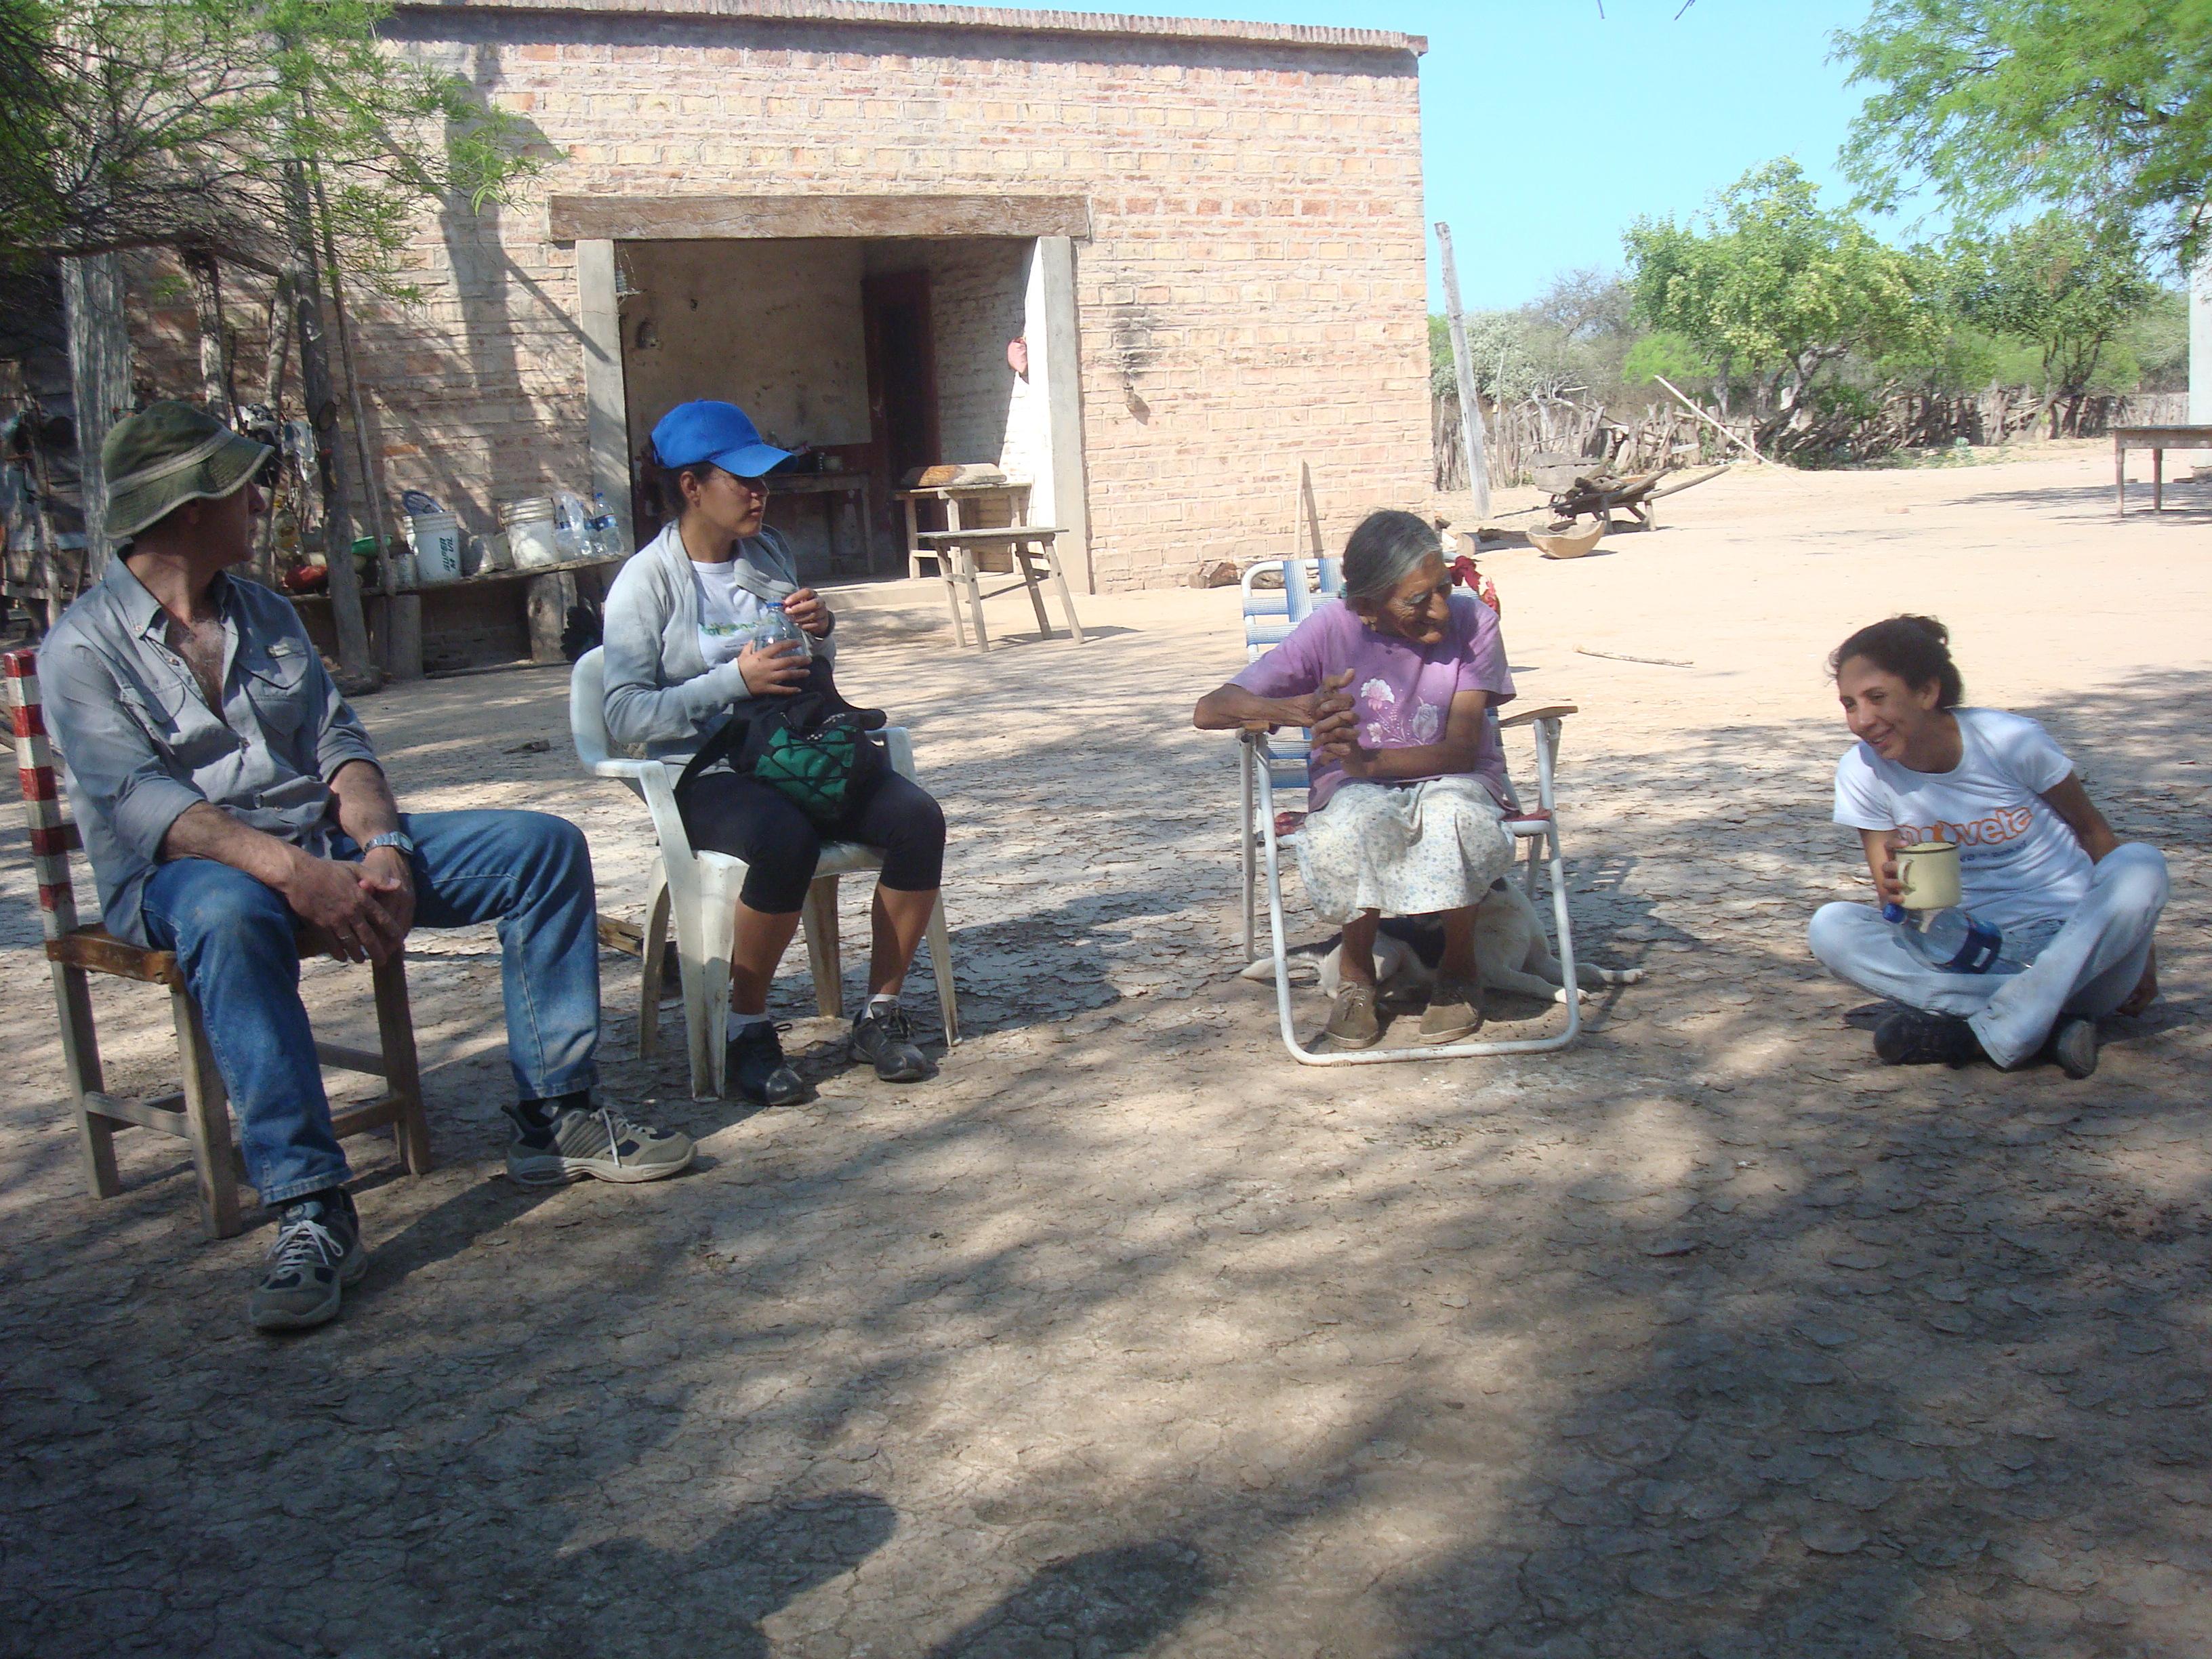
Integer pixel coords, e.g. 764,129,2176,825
862,271,939,544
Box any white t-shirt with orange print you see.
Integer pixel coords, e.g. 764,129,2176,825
1832,708,2093,934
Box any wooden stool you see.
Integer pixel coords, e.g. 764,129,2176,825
912,527,1087,651
5,649,432,1240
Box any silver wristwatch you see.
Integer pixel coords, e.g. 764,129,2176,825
363,831,416,858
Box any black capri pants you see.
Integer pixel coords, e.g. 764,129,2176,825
680,769,947,914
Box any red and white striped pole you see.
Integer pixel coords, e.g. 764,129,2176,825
3,649,82,940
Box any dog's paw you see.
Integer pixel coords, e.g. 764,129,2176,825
1552,985,1589,1004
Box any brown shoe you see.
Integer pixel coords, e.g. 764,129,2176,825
1320,982,1382,1049
1420,977,1484,1042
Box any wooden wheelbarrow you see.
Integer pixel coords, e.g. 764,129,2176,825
1530,453,1730,533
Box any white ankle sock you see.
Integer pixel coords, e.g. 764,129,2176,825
861,994,898,1023
726,1009,771,1042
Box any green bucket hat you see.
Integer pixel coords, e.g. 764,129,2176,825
101,400,272,541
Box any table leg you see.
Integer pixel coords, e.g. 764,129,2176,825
2115,441,2126,516
861,474,881,575
903,497,924,580
933,533,966,647
958,544,991,651
1041,537,1087,644
2154,447,2164,512
1019,537,1054,638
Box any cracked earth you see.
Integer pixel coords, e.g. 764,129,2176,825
3,442,2211,1657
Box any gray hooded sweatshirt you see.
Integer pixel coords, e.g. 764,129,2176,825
599,520,836,759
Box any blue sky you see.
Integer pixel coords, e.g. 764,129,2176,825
1048,0,1877,311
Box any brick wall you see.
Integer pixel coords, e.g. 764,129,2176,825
184,3,1435,592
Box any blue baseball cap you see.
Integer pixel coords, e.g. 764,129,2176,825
649,400,793,478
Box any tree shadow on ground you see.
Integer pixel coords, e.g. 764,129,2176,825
2,662,2207,1655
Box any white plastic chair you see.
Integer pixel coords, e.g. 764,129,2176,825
1235,558,1584,1065
569,647,958,1099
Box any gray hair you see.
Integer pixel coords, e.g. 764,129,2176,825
1340,510,1443,606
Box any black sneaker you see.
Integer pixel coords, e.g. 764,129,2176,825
2044,1016,2099,1080
728,1021,806,1105
1873,1008,1984,1068
851,1002,929,1082
249,1188,366,1332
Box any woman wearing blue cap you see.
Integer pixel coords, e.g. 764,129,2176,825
601,401,947,1104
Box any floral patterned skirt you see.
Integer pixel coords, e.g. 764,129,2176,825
1295,777,1515,924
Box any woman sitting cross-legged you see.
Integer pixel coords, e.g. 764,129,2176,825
1193,510,1519,1049
601,400,948,1103
1808,615,2166,1079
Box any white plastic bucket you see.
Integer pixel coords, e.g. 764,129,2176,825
499,497,560,569
408,512,464,585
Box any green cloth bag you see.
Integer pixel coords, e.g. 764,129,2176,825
752,720,886,830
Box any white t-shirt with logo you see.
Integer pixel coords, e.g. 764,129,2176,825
1832,708,2092,934
691,558,769,669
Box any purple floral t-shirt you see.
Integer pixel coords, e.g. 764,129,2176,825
1233,594,1516,810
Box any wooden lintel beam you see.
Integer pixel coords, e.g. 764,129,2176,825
549,193,1090,243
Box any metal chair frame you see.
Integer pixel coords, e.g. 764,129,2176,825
1233,558,1584,1065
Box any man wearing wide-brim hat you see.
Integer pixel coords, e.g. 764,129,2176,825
37,402,694,1332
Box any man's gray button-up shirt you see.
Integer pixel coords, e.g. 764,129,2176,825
37,558,381,945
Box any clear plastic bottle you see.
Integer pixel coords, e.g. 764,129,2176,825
1883,902,2006,973
551,489,590,560
752,599,812,662
586,490,621,558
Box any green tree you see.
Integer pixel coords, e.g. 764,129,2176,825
1620,330,1719,391
1623,158,1938,455
1950,213,2155,430
2126,285,2192,389
1837,0,2212,268
1,0,537,287
1429,309,1590,403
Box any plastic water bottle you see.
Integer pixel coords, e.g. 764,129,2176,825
752,599,811,662
551,489,588,560
586,490,620,557
1884,903,2005,973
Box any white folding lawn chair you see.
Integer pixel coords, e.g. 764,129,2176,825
569,647,958,1099
1235,558,1584,1064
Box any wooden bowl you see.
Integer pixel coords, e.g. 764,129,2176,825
1528,521,1605,560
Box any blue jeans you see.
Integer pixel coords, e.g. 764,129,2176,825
1808,843,2167,1069
141,811,601,1206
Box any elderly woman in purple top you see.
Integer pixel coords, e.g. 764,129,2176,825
1194,510,1519,1050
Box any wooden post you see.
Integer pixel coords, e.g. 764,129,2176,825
311,164,393,598
1292,459,1324,559
1434,222,1491,518
526,569,578,664
283,160,377,690
384,593,424,680
256,274,294,587
60,254,134,579
182,251,235,417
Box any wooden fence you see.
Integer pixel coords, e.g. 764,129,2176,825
1435,388,2195,493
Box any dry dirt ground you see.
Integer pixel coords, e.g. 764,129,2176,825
3,441,2211,1658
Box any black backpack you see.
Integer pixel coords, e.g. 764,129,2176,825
674,659,888,832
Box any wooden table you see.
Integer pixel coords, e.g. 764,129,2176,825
893,480,1033,579
769,472,878,575
912,526,1085,651
2114,425,2212,514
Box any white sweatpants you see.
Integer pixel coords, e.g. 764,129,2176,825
1807,843,2168,1069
